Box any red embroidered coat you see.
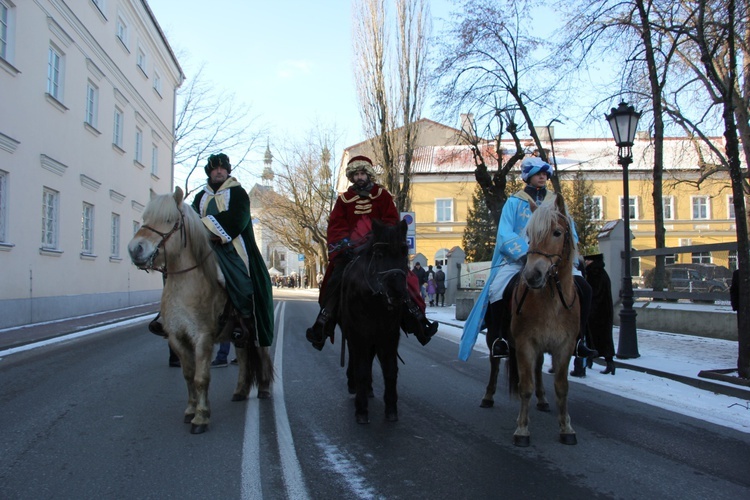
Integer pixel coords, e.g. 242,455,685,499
327,183,399,256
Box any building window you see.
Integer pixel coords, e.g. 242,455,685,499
42,187,59,249
436,198,454,222
82,202,94,254
728,196,735,219
85,81,98,127
151,144,158,176
47,45,64,100
663,196,674,220
136,45,147,74
116,15,128,48
133,220,140,236
135,127,143,163
586,195,603,220
153,70,162,95
110,212,120,257
0,170,6,242
692,252,711,264
665,254,676,265
91,0,105,14
0,0,13,62
691,196,710,220
113,107,124,148
619,196,638,219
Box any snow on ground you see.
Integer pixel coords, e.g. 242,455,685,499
424,304,750,434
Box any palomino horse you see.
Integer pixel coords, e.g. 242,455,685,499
506,193,580,447
128,187,273,434
340,220,409,424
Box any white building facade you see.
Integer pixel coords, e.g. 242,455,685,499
0,0,183,328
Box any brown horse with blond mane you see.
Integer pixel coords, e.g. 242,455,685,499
506,192,580,447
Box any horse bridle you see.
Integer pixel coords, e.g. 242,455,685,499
364,242,408,308
138,209,206,278
515,222,577,314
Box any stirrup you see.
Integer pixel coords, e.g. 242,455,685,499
491,338,509,358
575,339,598,359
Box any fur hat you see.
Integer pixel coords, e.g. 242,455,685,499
204,153,231,177
346,155,377,182
520,157,552,183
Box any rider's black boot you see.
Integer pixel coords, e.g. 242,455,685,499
306,308,331,351
232,314,256,348
402,300,438,345
570,357,586,377
491,338,510,358
575,338,598,359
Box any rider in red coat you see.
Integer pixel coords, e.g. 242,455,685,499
306,155,438,350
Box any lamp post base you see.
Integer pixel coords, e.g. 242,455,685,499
617,307,640,359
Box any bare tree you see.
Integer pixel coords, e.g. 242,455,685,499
255,128,340,276
172,63,265,196
668,0,749,378
434,0,571,220
352,0,431,211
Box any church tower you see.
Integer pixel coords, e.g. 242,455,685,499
261,141,274,187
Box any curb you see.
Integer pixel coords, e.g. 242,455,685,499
436,319,750,400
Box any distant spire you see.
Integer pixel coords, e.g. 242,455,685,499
262,140,274,186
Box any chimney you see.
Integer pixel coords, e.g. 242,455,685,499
460,113,475,136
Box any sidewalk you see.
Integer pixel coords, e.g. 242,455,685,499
1,294,748,402
427,305,750,401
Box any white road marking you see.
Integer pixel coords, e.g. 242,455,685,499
240,301,309,499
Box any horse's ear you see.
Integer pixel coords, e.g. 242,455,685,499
174,186,184,206
399,219,408,239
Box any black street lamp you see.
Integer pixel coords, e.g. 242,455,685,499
605,101,641,359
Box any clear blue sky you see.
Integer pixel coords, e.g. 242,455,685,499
149,0,454,180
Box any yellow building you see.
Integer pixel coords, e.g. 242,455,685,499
340,121,739,276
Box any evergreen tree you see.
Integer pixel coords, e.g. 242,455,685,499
561,170,599,255
463,185,497,262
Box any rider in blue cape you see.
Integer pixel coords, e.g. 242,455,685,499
458,156,596,362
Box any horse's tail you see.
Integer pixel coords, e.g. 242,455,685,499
248,345,275,388
506,346,519,396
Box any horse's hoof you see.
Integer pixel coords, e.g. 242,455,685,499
190,423,208,434
184,414,195,424
356,413,370,424
257,390,271,399
559,433,577,445
480,399,494,408
232,393,248,402
385,411,398,422
537,402,551,412
513,435,531,447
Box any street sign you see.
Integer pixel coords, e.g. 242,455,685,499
401,212,416,255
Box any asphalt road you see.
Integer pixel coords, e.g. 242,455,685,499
1,291,748,499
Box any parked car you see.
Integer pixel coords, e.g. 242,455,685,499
666,263,732,289
643,263,732,290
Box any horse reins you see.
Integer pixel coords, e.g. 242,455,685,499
515,224,577,315
138,209,212,278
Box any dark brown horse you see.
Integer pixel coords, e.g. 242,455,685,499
128,187,273,434
505,193,580,446
340,220,409,424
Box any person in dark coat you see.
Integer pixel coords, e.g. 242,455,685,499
435,265,446,306
584,254,616,375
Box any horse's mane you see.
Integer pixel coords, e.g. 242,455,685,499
524,194,579,263
142,193,218,282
